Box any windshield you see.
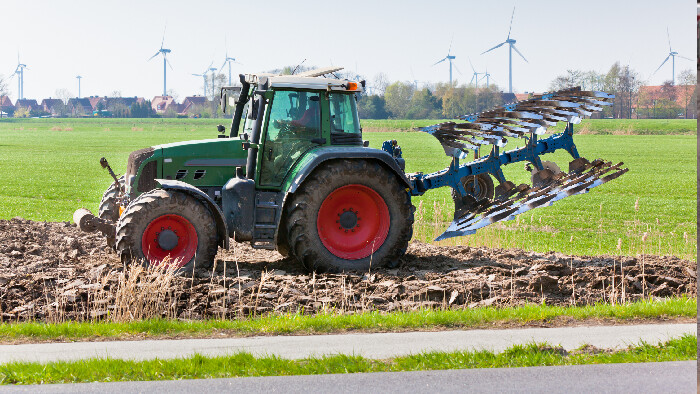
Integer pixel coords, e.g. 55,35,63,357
237,100,252,135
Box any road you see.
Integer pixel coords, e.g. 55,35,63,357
0,361,695,393
0,323,694,363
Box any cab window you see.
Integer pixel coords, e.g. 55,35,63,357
329,93,360,134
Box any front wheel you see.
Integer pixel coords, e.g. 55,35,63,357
115,189,218,273
285,159,414,272
98,176,125,249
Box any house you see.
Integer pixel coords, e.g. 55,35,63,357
0,96,14,115
41,98,65,116
634,84,696,119
178,95,208,115
151,96,177,114
67,98,93,115
15,99,38,111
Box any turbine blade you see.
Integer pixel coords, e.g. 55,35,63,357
507,6,515,39
148,51,160,61
481,42,505,55
652,55,671,75
470,74,476,84
667,27,672,52
677,54,694,61
166,58,173,70
161,26,166,49
432,57,448,66
512,44,528,63
448,35,453,55
220,60,227,71
453,63,463,75
469,57,476,73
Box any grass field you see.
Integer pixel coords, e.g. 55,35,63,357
1,297,692,342
362,118,697,134
0,118,696,258
0,335,695,384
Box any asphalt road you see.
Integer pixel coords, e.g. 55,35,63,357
0,323,694,363
0,361,695,393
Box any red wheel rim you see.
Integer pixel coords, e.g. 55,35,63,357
141,214,198,267
317,184,390,260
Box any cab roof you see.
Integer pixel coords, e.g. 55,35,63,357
243,67,363,93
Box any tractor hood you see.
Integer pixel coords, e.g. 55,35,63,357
156,138,247,188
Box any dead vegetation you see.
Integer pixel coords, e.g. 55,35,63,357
0,218,695,323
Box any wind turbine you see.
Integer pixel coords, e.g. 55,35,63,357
192,62,213,97
652,27,693,85
76,76,82,98
432,39,457,84
148,28,173,97
481,68,492,87
10,54,28,100
208,66,218,100
481,6,528,93
220,37,240,86
468,58,484,89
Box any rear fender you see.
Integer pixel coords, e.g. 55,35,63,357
154,179,230,249
285,148,410,194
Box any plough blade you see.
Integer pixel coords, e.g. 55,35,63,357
435,159,629,241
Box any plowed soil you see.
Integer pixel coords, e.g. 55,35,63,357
0,218,696,322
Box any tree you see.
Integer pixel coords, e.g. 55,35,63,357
358,95,389,119
14,106,29,118
677,69,697,119
0,74,7,97
372,73,389,96
549,69,585,91
384,81,415,118
405,88,441,119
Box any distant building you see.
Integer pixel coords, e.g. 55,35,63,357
15,99,39,111
41,98,65,116
0,96,14,115
67,98,93,115
151,96,177,114
634,84,696,119
178,95,208,116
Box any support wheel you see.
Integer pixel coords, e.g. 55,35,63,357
285,159,414,272
451,174,494,219
530,161,562,188
115,189,218,273
98,176,124,249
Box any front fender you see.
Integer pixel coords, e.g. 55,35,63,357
155,179,230,249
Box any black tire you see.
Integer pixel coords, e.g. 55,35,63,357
530,161,562,188
115,189,218,273
98,176,125,249
285,159,414,273
451,174,494,219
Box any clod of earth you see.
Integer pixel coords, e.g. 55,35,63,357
0,218,695,322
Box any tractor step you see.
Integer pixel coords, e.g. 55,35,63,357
252,191,281,249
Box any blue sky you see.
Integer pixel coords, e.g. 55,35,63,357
1,0,696,100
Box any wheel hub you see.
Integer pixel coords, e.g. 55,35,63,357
157,229,179,251
338,209,358,230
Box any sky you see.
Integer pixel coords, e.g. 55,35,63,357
1,0,696,101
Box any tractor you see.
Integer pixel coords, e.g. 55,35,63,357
74,67,627,273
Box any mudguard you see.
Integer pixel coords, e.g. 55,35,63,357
285,147,411,194
154,179,230,249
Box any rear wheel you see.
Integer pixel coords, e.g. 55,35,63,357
115,189,218,273
285,160,414,272
98,176,125,249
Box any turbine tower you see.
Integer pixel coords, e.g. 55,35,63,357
192,61,213,97
432,40,457,85
76,76,82,98
481,6,528,93
220,37,239,86
149,28,172,96
10,54,28,100
468,58,484,90
652,27,693,85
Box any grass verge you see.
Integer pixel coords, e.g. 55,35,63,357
0,335,695,384
1,297,694,343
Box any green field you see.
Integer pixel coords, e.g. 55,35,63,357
0,118,696,258
362,118,697,134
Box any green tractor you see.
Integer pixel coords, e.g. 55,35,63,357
74,67,626,273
